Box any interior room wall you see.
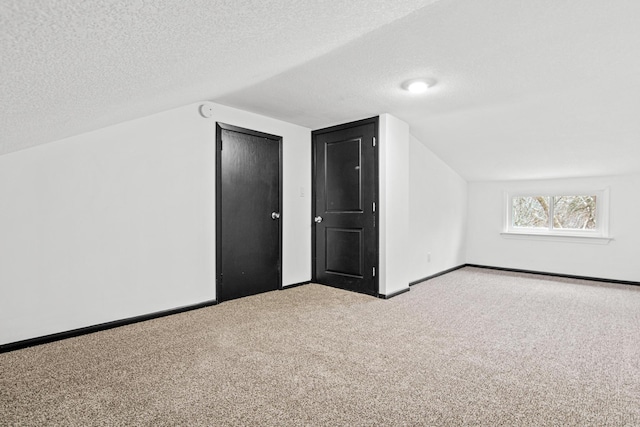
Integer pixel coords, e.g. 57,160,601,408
408,136,468,283
0,102,311,345
466,175,640,282
378,114,410,296
378,115,469,295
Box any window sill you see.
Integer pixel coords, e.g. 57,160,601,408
500,231,613,245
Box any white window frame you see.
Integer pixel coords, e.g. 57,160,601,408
502,188,612,244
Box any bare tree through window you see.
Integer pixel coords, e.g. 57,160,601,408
512,195,597,230
553,196,597,229
512,196,549,228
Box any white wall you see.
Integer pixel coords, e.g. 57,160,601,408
0,102,311,345
378,115,469,295
466,175,640,282
408,136,467,282
378,114,410,296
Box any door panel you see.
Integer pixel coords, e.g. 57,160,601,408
325,138,362,212
216,124,282,302
313,118,378,296
325,228,363,277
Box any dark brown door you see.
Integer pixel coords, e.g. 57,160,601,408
312,118,378,296
216,123,282,302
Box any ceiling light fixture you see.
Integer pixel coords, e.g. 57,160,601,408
402,78,436,94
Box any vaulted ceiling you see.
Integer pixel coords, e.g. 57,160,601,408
2,0,639,181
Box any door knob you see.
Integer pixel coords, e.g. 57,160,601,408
271,212,280,220
314,216,323,223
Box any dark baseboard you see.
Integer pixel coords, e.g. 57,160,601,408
466,264,640,287
7,264,632,353
281,280,311,289
409,264,467,286
0,299,218,354
378,287,410,299
408,263,639,287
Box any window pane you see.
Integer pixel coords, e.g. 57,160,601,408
512,196,549,228
553,195,597,230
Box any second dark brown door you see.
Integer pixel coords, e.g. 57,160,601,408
312,118,378,296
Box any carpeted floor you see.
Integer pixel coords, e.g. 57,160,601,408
1,267,639,426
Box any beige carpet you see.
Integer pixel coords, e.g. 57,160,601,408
1,267,639,426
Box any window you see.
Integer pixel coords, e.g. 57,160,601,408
503,190,610,241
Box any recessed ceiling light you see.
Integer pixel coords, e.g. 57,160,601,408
402,78,436,94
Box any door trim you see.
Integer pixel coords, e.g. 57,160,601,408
311,116,379,295
215,122,283,302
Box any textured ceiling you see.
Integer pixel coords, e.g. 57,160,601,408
2,0,640,181
0,0,436,154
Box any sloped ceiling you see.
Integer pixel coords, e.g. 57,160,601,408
2,0,640,181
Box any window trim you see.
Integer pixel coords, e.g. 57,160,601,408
502,188,612,241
